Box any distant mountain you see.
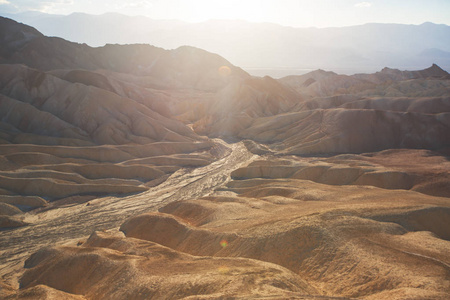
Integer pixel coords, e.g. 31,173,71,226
2,12,450,76
1,16,450,300
0,15,448,153
0,14,449,237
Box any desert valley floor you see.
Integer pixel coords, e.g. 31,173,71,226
0,16,449,299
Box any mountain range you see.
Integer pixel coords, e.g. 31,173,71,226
2,11,450,76
0,16,449,300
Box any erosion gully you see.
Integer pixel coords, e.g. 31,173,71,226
0,140,256,287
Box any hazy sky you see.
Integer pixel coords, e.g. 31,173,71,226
1,0,449,27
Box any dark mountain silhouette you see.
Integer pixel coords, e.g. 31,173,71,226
0,17,249,91
2,12,450,75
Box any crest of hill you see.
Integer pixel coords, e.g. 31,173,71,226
280,64,450,98
376,63,449,80
0,17,249,92
0,17,235,216
0,64,201,145
0,17,43,56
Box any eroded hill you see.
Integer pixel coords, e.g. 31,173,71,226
0,17,449,300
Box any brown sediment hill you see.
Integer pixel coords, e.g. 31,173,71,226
0,17,249,91
223,65,450,155
377,63,450,80
280,64,450,98
2,18,448,158
230,149,450,197
0,60,228,220
146,45,249,91
16,157,450,299
117,172,450,299
14,231,327,299
0,17,240,228
153,63,449,156
48,69,173,117
236,108,449,155
1,16,450,300
10,145,449,299
192,76,302,138
0,140,223,221
0,64,201,145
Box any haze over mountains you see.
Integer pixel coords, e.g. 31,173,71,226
2,11,450,76
0,15,449,300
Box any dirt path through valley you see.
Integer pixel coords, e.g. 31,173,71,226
0,140,256,287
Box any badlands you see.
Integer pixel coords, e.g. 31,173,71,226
0,17,449,299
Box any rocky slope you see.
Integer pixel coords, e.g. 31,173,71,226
7,149,449,299
0,17,235,228
0,17,449,300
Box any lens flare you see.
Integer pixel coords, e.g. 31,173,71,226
218,65,231,76
220,239,228,248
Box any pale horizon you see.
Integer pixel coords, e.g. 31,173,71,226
1,0,450,28
4,10,450,30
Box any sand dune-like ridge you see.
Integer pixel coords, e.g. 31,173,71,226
16,231,329,299
118,187,449,299
229,149,450,197
17,177,448,299
0,16,449,299
0,139,226,226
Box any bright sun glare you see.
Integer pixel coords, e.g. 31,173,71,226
185,0,269,22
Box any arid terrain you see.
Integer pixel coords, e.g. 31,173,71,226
0,17,449,299
4,12,450,74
